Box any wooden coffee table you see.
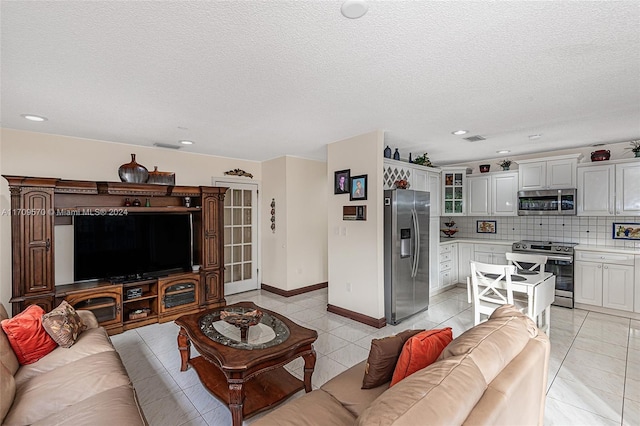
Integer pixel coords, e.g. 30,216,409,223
175,302,318,426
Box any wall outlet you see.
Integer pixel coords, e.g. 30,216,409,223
346,282,352,292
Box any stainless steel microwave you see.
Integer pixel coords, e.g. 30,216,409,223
518,189,577,215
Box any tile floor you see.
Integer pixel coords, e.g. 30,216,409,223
110,287,640,426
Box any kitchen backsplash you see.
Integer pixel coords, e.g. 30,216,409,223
443,216,640,249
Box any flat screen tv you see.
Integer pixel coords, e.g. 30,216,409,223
74,214,192,281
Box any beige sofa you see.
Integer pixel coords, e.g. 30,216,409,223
255,305,550,426
0,303,147,425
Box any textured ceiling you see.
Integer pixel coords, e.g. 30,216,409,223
1,1,639,165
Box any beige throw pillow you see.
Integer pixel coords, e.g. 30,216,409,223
42,301,86,348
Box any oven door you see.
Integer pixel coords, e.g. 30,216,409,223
545,255,574,308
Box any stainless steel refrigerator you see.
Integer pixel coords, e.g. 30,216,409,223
384,189,430,325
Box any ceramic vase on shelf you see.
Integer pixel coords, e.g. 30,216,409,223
393,148,400,160
118,154,149,183
384,146,392,158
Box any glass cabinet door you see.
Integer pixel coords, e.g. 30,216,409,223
442,171,466,215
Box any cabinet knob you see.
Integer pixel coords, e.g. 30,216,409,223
604,266,608,269
598,265,602,268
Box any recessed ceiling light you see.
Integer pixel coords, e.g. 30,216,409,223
452,130,468,135
21,114,48,122
341,0,368,19
179,140,194,145
497,150,511,154
528,134,542,140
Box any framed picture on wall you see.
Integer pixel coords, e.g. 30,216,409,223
334,169,350,194
477,220,497,234
350,175,368,201
612,223,640,240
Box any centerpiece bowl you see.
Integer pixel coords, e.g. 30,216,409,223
220,309,263,342
441,228,459,238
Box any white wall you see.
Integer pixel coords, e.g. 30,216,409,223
0,128,261,309
261,157,288,288
327,130,384,320
285,157,327,290
260,156,328,291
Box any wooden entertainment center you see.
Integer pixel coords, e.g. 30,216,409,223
3,175,227,334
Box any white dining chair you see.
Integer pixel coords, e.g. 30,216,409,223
506,252,550,332
469,260,519,325
505,252,548,275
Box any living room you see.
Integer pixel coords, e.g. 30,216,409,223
2,1,639,425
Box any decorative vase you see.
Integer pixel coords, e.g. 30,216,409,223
393,148,400,160
408,153,412,163
118,154,149,183
635,151,640,158
502,166,510,171
384,146,392,158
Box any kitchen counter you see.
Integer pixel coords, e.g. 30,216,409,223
575,245,640,255
440,238,516,246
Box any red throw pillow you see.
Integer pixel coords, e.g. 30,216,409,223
390,328,453,387
0,305,58,365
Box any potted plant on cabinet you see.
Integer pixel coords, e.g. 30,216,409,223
627,140,640,158
498,159,512,171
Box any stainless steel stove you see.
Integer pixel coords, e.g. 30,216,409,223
512,240,577,308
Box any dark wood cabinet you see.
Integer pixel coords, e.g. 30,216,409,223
64,287,123,335
158,273,200,322
202,270,223,304
3,175,227,333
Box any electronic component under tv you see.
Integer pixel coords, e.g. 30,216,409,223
74,214,192,282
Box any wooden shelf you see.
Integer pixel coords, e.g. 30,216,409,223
123,293,157,303
55,206,201,215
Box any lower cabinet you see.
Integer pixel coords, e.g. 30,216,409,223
474,243,509,265
438,243,458,290
457,243,475,283
575,251,635,312
64,287,123,334
158,273,200,322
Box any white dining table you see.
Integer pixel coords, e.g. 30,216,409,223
467,271,556,334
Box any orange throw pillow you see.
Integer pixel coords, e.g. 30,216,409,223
390,328,453,387
0,305,58,365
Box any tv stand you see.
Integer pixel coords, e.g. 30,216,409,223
3,175,227,334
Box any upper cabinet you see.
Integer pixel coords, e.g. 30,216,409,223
577,159,640,216
383,159,441,215
467,171,518,217
616,161,640,216
441,167,470,216
516,154,581,190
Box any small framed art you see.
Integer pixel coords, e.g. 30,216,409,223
477,220,496,234
334,169,350,195
612,223,640,240
350,175,368,201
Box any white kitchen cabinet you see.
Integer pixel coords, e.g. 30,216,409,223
467,172,518,216
467,175,490,216
438,243,458,290
577,164,615,216
516,154,581,190
441,167,470,216
492,172,518,216
577,160,640,216
615,162,640,216
428,172,441,216
383,160,414,190
474,243,509,265
457,242,475,282
575,250,635,312
575,261,604,306
430,217,441,292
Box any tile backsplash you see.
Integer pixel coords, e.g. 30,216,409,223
442,216,640,249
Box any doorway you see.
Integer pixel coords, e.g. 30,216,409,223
213,180,260,295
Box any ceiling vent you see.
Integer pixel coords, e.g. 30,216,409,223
463,135,486,142
153,143,182,149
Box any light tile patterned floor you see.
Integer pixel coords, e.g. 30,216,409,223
109,287,640,425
